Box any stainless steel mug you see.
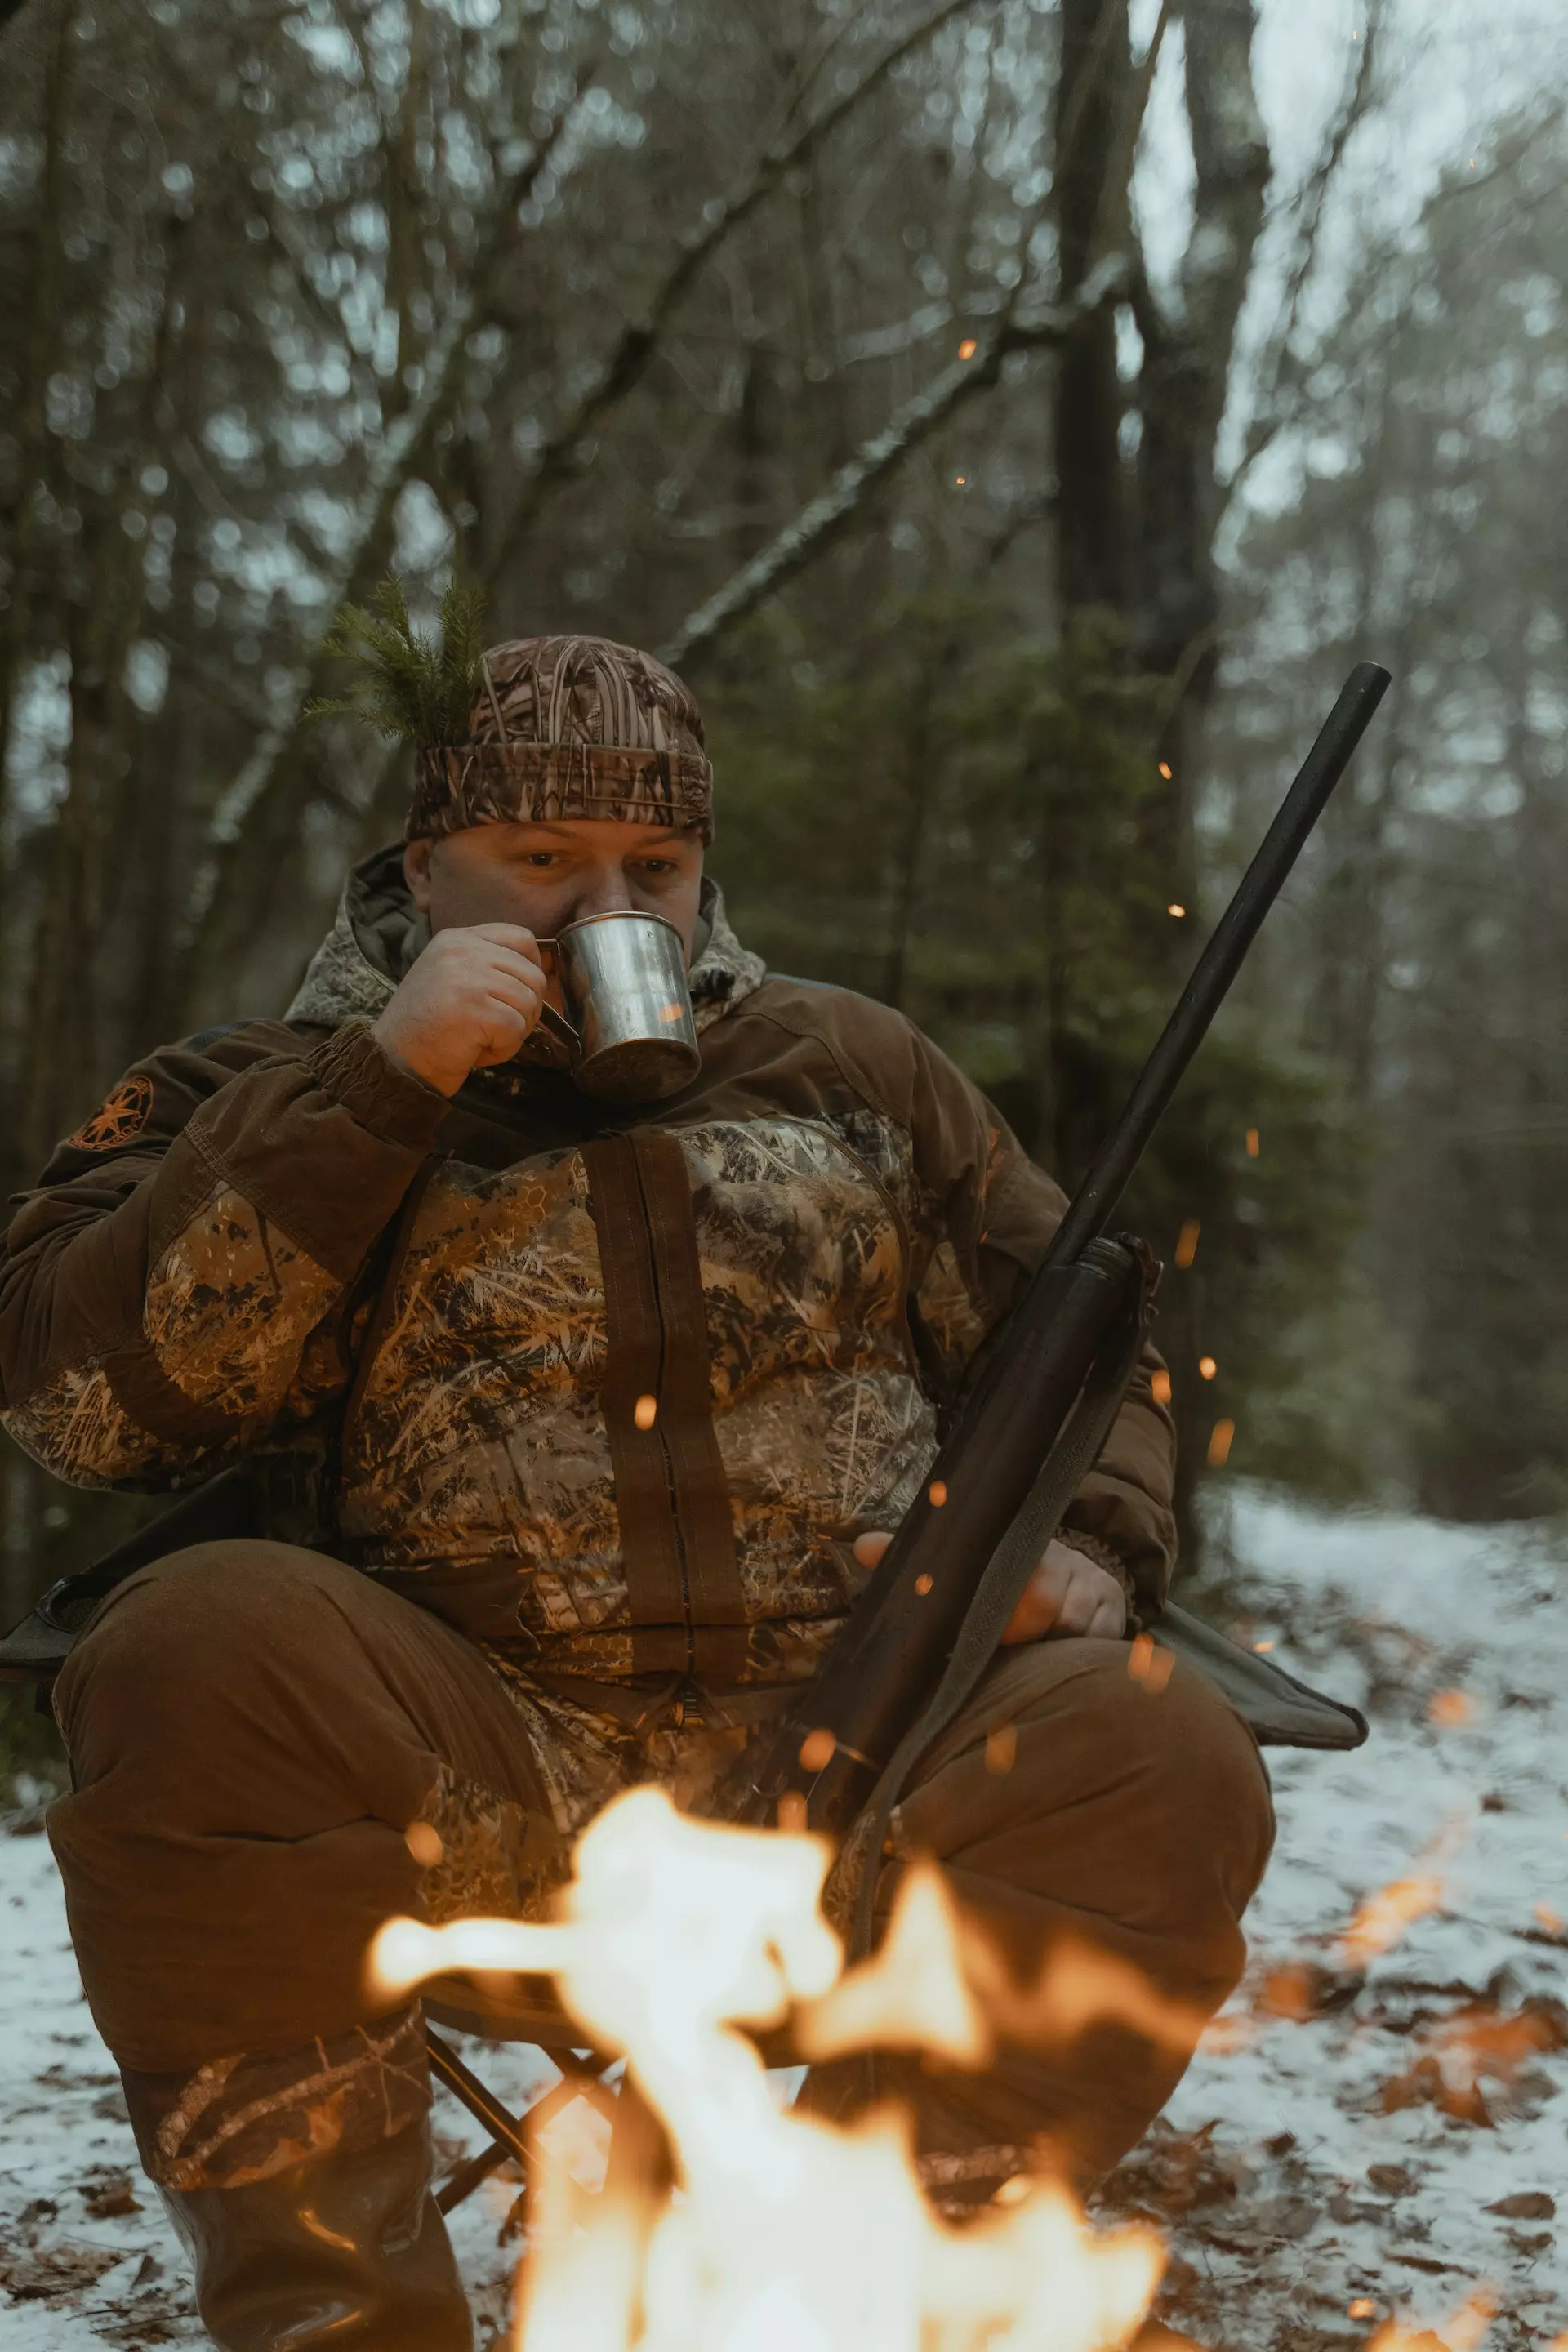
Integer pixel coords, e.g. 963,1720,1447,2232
541,910,700,1102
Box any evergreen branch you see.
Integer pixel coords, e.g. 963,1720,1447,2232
302,576,488,750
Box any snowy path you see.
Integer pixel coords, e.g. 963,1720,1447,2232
4,1492,1567,2349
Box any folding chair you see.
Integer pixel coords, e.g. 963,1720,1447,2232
419,1974,665,2220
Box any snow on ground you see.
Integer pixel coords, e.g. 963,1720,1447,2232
1108,1493,1568,2349
3,1489,1567,2349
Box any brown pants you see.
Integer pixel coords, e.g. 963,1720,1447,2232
49,1544,1272,2193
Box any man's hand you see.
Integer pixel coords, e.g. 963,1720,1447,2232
851,1530,1127,1645
372,924,549,1098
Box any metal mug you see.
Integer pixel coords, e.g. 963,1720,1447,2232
538,910,701,1102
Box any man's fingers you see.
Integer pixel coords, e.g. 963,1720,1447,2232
474,941,547,990
467,922,545,957
1000,1555,1067,1644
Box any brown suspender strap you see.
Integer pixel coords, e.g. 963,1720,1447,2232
582,1134,688,1668
583,1130,747,1682
630,1131,748,1683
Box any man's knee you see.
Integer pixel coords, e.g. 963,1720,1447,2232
1031,1643,1274,1918
1082,1646,1275,1904
55,1541,363,1774
903,1638,1275,1949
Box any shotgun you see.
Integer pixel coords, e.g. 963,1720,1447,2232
712,662,1391,1842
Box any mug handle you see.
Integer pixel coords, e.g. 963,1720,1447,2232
529,942,580,1051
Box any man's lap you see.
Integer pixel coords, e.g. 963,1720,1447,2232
48,1541,1269,2074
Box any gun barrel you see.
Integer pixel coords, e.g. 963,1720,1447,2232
710,662,1392,1835
1043,661,1391,1270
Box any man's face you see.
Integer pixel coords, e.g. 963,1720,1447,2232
404,819,706,1002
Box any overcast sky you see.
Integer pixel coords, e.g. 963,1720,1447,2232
1128,0,1568,512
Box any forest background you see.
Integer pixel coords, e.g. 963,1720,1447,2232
0,0,1565,1641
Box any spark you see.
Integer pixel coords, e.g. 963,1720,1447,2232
955,474,968,485
1150,1369,1172,1405
1157,760,1172,779
1253,1640,1275,1654
1350,2301,1376,2320
928,1479,947,1507
985,1724,1017,1775
1174,1218,1200,1268
1428,1688,1476,1729
1369,2290,1496,2352
1535,1902,1563,1935
915,1572,933,1595
958,338,978,359
798,1728,835,1773
405,1822,443,1866
634,1392,658,1430
1167,902,1186,917
1127,1632,1174,1692
1207,1419,1235,1467
1334,1811,1472,1967
1245,1127,1260,1158
1199,1356,1217,1380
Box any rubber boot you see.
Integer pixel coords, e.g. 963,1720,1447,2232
157,2117,473,2352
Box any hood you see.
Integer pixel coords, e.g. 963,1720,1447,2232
286,844,767,1049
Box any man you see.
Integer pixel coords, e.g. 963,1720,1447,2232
0,635,1272,2350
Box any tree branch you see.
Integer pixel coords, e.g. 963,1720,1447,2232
659,254,1129,673
173,76,589,988
1221,0,1383,506
481,0,986,578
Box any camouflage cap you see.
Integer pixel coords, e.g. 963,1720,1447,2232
405,633,714,844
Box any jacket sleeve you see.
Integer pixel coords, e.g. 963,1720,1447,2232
0,1022,449,1491
898,1029,1178,1617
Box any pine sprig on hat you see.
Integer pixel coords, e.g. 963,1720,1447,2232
304,573,488,748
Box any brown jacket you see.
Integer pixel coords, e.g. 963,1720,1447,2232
0,853,1176,1686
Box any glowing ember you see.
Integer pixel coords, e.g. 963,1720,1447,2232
1427,1688,1476,1729
634,1393,658,1430
1149,1369,1172,1405
958,338,978,359
1206,1419,1235,1468
1198,1356,1217,1380
1126,1633,1174,1695
1245,1128,1260,1157
1174,1219,1200,1268
371,1788,1166,2352
1334,1811,1472,1968
1368,2288,1495,2352
1157,761,1172,780
929,1480,948,1508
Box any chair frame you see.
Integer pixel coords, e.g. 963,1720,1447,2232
421,1989,626,2218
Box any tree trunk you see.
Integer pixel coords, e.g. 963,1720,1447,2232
1052,0,1130,613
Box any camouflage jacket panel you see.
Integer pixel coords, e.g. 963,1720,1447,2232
336,1109,938,1682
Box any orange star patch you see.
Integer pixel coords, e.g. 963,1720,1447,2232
68,1074,154,1152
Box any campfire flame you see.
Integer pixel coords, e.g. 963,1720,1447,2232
372,1786,1166,2352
